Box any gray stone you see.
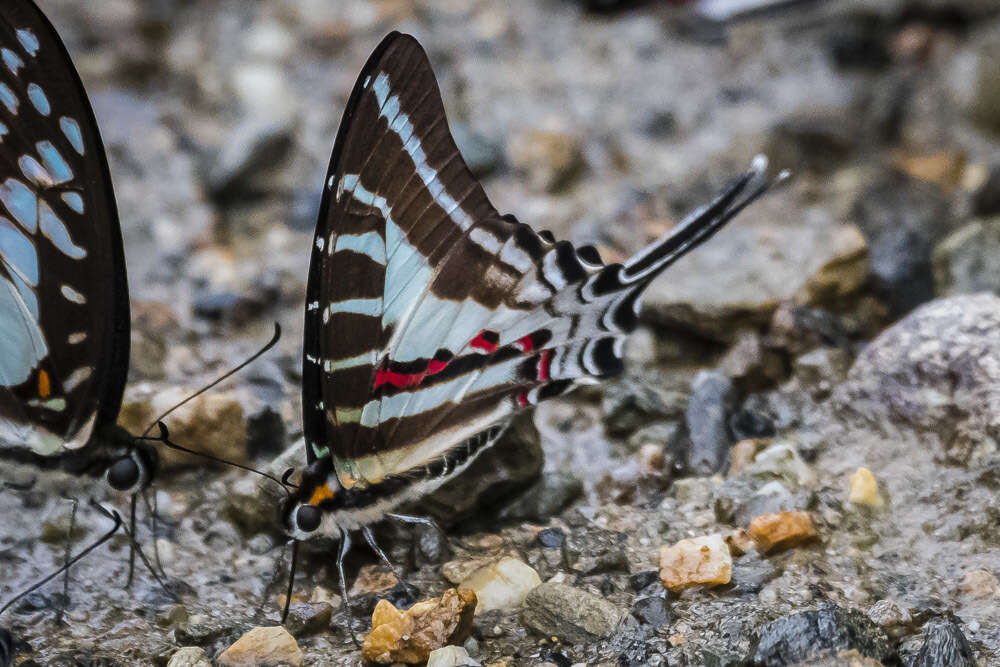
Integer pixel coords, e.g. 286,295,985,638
206,120,294,203
562,527,630,575
932,217,1000,297
834,294,1000,463
521,582,627,644
602,373,690,436
686,370,737,474
166,647,211,667
630,595,670,627
851,172,953,316
497,473,582,522
283,602,333,638
749,603,892,665
911,618,976,667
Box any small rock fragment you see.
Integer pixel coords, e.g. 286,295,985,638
911,618,976,667
282,602,333,637
426,645,482,667
658,534,732,591
521,582,627,644
729,439,768,477
848,467,884,507
958,569,999,599
867,599,913,639
748,511,817,553
746,442,816,488
630,595,670,628
362,588,477,665
459,557,541,613
167,647,211,667
686,370,737,475
217,626,302,667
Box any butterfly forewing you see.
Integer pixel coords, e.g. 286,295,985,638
304,33,638,489
0,0,129,455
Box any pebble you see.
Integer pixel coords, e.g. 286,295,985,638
497,473,582,523
848,467,884,507
216,626,302,667
426,645,482,667
536,527,565,549
658,534,732,592
459,557,541,613
867,599,914,639
958,569,999,599
562,528,630,575
630,595,670,628
521,582,627,644
685,370,737,475
728,439,768,477
750,604,891,665
282,602,333,637
746,442,816,489
911,618,976,667
363,588,477,665
206,119,294,203
748,511,817,554
166,647,211,667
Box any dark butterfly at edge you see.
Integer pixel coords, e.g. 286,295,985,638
279,32,780,577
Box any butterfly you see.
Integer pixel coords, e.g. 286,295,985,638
280,32,778,557
0,0,160,499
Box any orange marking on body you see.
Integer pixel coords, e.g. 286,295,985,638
309,484,336,505
38,370,50,398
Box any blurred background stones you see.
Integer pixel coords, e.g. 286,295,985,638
2,0,1000,664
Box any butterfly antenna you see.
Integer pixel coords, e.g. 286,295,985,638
0,501,122,617
141,322,282,438
281,539,299,625
140,422,294,498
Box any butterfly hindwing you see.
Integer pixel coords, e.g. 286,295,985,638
0,0,129,456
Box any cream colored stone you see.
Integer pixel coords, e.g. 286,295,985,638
748,511,817,553
658,534,732,591
459,557,541,613
427,645,482,667
848,467,884,507
959,569,999,599
217,626,302,667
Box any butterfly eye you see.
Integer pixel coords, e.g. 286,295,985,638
295,505,322,533
106,456,140,492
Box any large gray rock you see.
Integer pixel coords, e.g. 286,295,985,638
749,604,892,666
834,294,1000,462
521,582,628,644
911,618,976,667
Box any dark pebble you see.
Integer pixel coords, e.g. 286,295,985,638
246,405,286,461
629,570,661,593
536,527,565,549
730,408,777,441
685,370,737,475
631,595,670,627
826,19,890,70
912,618,976,667
972,162,1000,217
283,602,333,638
174,619,245,646
562,528,630,575
750,603,892,665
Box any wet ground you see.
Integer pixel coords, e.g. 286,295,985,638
3,0,1000,664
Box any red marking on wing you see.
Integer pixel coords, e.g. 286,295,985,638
516,335,535,353
537,350,551,381
375,358,451,389
517,390,529,407
470,331,499,353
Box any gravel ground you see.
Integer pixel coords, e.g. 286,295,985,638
2,0,1000,665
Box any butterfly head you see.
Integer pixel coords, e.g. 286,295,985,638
281,460,360,540
99,425,158,495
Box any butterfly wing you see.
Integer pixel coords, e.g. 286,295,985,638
303,32,770,490
0,0,129,457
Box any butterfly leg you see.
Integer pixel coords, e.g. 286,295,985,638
141,490,169,581
126,494,137,587
386,512,448,561
56,496,78,623
335,530,359,647
361,526,418,601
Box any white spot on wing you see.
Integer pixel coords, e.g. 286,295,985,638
60,284,86,304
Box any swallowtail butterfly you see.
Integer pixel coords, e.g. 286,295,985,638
0,0,155,495
282,32,778,542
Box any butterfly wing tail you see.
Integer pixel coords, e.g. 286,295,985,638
621,154,782,285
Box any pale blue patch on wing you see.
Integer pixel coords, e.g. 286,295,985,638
0,178,38,232
19,155,50,185
9,268,38,321
0,123,7,140
16,29,39,57
0,274,47,387
334,231,385,264
39,201,85,259
0,216,39,285
27,83,49,116
61,192,84,214
60,117,84,155
328,298,382,317
0,83,18,114
2,48,23,75
36,142,72,183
